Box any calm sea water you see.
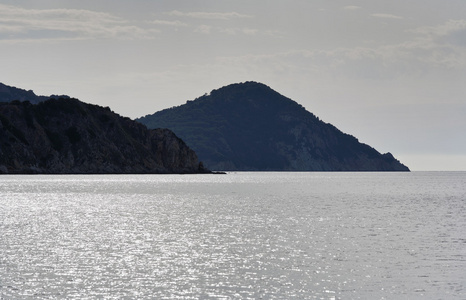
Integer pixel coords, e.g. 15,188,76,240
0,172,465,299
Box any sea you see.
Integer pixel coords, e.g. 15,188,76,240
0,172,465,299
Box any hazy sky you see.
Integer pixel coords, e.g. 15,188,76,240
1,0,465,171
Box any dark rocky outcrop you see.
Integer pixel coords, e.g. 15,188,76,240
138,81,409,171
0,98,208,174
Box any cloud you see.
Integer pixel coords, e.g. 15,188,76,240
0,24,24,33
411,19,466,35
0,4,156,42
218,27,258,35
343,6,361,11
242,28,258,35
195,25,212,34
190,24,259,36
148,20,258,36
410,19,466,46
210,22,466,84
399,20,466,65
165,10,252,20
371,13,403,19
253,20,465,75
149,20,188,27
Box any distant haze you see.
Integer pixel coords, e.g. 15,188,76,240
1,0,465,170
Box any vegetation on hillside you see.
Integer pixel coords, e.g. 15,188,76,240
0,98,207,174
138,81,409,171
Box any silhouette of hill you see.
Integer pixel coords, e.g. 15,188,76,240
0,82,67,104
0,98,209,174
138,81,409,171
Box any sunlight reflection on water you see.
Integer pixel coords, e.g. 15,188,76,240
1,172,465,299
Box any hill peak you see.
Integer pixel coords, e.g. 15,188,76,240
138,82,409,171
212,81,272,93
201,81,293,105
0,82,69,104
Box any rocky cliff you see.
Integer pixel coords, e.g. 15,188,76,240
138,82,409,171
0,98,208,174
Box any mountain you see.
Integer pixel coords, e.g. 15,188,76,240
0,82,68,104
0,98,209,174
137,82,409,171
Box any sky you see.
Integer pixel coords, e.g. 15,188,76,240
1,0,465,171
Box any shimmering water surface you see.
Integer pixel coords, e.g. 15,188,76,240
1,172,465,299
